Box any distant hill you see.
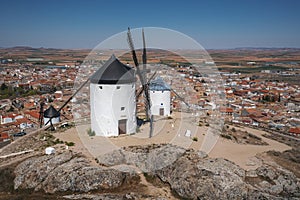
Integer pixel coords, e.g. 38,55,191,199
232,47,300,51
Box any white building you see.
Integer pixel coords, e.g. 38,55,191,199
43,105,60,125
90,55,136,137
149,77,171,116
45,147,55,155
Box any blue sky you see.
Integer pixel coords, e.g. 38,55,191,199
0,0,299,49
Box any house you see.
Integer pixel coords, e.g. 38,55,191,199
289,127,300,136
0,132,9,142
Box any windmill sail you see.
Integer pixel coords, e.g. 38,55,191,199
44,74,91,128
127,28,151,120
142,28,147,83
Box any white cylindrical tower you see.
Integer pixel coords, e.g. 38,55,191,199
149,77,171,116
90,55,136,137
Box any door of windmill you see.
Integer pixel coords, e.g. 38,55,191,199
159,108,164,116
118,119,127,135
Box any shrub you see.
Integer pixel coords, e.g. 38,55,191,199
54,138,64,144
65,141,75,146
87,128,96,136
220,134,232,140
192,137,198,142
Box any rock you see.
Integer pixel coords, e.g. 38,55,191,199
14,152,139,193
245,169,258,178
197,150,208,159
97,149,126,166
63,193,167,200
248,165,300,197
14,152,74,190
12,144,300,199
256,165,277,181
270,184,283,195
155,150,249,199
97,144,186,172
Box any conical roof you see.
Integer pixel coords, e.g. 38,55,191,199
149,77,171,91
44,105,60,118
90,55,135,84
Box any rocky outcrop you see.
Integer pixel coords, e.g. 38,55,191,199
155,149,300,199
63,193,167,200
246,165,300,198
154,149,249,199
14,152,139,193
13,144,300,199
98,144,300,200
97,144,186,172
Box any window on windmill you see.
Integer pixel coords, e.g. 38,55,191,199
116,86,120,89
121,107,125,111
99,86,103,89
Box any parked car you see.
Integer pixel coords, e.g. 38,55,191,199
13,131,27,137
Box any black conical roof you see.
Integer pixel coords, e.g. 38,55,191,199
44,105,60,118
90,55,135,84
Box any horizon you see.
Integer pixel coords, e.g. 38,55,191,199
0,0,300,49
1,45,300,51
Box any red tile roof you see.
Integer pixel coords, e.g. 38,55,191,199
289,127,300,135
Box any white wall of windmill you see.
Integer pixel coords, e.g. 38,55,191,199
90,83,136,137
43,116,60,126
149,90,171,116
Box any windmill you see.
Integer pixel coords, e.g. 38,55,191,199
43,105,60,131
126,28,190,137
43,27,189,138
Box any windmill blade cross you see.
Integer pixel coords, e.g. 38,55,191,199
127,28,140,74
171,88,190,108
136,71,157,98
127,28,151,121
142,28,147,82
44,76,91,128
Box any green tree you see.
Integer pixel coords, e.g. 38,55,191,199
0,83,8,91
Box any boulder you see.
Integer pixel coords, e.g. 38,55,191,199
14,152,139,193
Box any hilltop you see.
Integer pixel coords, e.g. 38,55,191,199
0,124,299,199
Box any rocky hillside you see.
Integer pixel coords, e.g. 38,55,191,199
2,144,300,199
98,144,300,199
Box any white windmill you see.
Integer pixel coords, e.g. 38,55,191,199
90,55,137,137
43,105,60,130
149,77,171,116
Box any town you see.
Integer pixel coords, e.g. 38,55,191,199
0,47,300,146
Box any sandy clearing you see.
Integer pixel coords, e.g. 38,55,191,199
208,125,291,169
54,113,291,170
